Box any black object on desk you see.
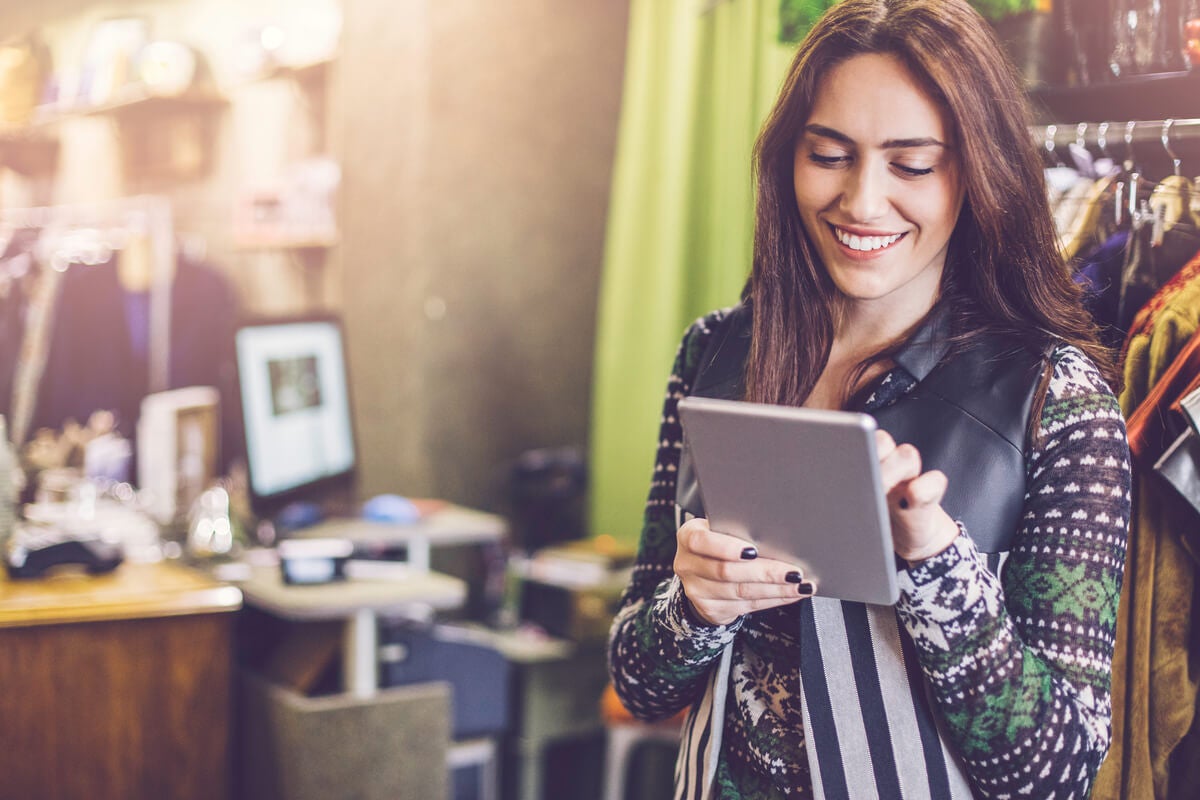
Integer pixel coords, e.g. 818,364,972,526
5,531,123,579
277,538,353,585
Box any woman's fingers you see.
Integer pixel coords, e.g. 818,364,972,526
677,518,758,561
875,428,897,459
685,573,814,601
878,437,923,493
676,521,805,584
876,436,961,563
891,468,949,510
675,517,813,625
690,594,814,621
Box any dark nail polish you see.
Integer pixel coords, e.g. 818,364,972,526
798,582,816,595
740,546,758,560
785,571,803,583
898,498,909,509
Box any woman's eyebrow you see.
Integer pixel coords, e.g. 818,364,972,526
804,123,947,150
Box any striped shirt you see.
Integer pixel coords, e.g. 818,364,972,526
607,309,1130,799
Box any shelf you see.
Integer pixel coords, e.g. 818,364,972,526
262,58,333,84
233,234,340,250
1030,70,1200,124
231,57,335,89
26,89,228,129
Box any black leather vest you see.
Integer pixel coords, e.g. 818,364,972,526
676,304,1049,554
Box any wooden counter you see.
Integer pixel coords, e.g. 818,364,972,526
0,560,242,800
0,559,242,627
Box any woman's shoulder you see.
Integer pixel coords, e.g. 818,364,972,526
1032,343,1124,444
677,304,744,360
683,304,744,339
1044,342,1118,403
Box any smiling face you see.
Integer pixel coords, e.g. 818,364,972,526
793,53,965,322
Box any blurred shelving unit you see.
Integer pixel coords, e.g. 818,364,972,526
1030,70,1200,124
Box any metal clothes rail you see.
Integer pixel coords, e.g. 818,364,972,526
1034,118,1200,162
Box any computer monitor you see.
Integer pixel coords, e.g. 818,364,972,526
234,315,358,517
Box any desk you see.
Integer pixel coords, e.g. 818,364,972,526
259,503,501,695
456,627,608,800
289,504,507,571
232,566,468,800
0,561,242,800
236,564,466,696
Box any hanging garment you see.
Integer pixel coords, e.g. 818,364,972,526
0,266,28,421
1075,229,1131,350
1061,174,1120,262
1121,251,1200,384
8,265,63,449
0,227,41,428
32,253,239,467
1094,266,1200,800
1117,219,1200,333
1053,175,1098,248
1126,327,1200,466
1154,385,1200,523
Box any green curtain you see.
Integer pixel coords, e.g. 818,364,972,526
589,0,804,545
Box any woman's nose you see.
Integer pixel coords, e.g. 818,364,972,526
840,162,889,222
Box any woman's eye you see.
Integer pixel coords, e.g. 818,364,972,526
893,163,935,177
808,153,848,167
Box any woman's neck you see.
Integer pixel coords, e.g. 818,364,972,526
805,293,937,410
832,291,938,356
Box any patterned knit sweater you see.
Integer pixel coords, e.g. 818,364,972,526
608,309,1131,799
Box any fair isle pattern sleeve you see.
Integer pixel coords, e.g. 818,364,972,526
607,309,743,723
895,344,1130,798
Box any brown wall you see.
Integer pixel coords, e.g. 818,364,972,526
338,0,628,509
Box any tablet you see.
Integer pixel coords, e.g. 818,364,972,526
676,396,899,605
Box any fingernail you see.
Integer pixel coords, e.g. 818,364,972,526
785,571,803,583
740,546,758,560
898,497,909,509
798,581,816,595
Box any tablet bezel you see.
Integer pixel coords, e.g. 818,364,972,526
677,396,899,606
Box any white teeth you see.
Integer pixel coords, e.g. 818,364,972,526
833,227,902,252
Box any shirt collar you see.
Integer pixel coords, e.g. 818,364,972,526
890,304,952,382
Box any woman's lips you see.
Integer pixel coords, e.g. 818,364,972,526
828,222,907,253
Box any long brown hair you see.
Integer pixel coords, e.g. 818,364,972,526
745,0,1118,406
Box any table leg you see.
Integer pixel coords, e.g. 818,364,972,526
344,607,378,697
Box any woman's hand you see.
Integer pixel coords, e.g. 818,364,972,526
674,517,813,627
875,429,961,564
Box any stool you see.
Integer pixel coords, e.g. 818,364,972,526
600,683,684,800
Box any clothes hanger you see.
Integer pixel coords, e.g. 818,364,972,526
1148,119,1200,246
1097,122,1132,227
1059,123,1122,261
1124,120,1142,227
1045,125,1086,218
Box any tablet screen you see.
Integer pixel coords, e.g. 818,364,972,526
677,396,899,605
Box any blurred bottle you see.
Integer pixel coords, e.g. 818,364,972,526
1185,1,1200,66
1060,0,1117,85
0,416,15,551
991,0,1063,89
1110,0,1188,77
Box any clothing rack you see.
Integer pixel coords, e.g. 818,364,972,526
0,195,175,395
1034,118,1200,162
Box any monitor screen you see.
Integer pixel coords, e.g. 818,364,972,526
235,316,357,514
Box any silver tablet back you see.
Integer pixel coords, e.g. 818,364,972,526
677,396,899,606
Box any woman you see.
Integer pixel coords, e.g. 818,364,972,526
606,1,1130,798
